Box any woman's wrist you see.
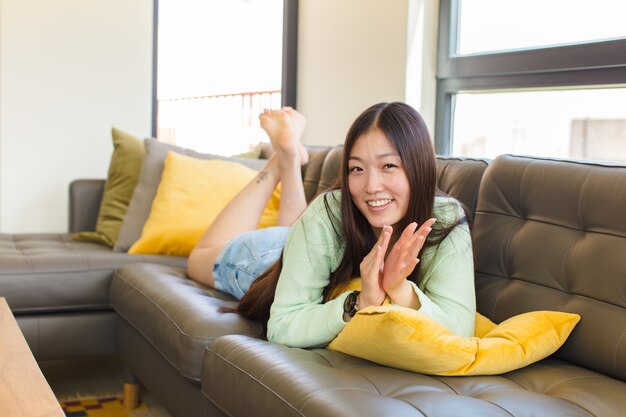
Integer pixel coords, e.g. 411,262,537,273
358,291,384,309
386,280,421,309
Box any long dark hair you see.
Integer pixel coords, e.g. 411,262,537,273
232,102,466,332
322,102,457,300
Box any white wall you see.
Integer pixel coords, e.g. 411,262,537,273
0,0,153,233
297,0,410,146
297,0,438,147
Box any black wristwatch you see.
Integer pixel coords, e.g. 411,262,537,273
343,290,360,318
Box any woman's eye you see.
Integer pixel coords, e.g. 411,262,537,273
383,163,397,169
348,166,363,173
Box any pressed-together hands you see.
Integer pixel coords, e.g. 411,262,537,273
358,218,437,311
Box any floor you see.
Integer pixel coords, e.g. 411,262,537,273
39,356,172,417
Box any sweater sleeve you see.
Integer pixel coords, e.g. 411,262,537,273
267,192,348,348
410,197,476,337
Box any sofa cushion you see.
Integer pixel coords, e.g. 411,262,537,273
128,153,281,257
473,155,626,382
0,233,185,314
109,263,262,383
204,334,626,417
73,128,145,247
328,306,580,376
114,138,268,252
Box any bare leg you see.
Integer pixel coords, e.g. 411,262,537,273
187,108,308,287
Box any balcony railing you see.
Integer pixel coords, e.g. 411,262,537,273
157,90,282,156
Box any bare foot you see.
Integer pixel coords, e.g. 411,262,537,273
259,107,308,165
283,107,309,165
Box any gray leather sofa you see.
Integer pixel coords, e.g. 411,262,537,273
110,149,626,417
0,189,186,359
1,145,625,417
199,154,626,417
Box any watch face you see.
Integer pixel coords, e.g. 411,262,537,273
344,291,358,317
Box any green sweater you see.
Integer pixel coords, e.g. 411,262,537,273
267,189,476,348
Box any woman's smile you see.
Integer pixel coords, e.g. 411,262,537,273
367,198,393,208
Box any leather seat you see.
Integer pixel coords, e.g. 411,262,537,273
110,263,262,383
204,334,626,417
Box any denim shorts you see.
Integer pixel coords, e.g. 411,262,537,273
213,226,290,300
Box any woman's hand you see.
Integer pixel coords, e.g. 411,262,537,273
358,225,392,308
382,218,436,308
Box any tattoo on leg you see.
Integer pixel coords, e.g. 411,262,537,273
256,171,269,184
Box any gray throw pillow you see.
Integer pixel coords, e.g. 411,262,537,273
114,139,266,252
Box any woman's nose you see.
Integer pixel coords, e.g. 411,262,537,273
365,171,384,194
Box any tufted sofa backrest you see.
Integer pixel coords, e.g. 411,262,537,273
473,154,626,382
435,156,490,216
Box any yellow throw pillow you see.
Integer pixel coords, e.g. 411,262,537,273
128,152,280,256
73,128,144,246
328,280,580,376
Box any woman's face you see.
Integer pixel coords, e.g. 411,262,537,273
347,129,410,235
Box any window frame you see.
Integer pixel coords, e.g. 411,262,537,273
150,0,298,137
434,0,626,155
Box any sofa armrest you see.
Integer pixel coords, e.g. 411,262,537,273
69,179,105,233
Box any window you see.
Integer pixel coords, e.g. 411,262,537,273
436,0,626,162
153,0,298,155
457,0,626,55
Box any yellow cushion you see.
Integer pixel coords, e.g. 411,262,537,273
328,280,580,376
129,151,280,256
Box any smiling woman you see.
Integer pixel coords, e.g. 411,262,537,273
185,101,476,349
321,102,471,325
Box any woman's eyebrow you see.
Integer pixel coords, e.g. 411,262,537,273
348,153,399,161
377,152,400,159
